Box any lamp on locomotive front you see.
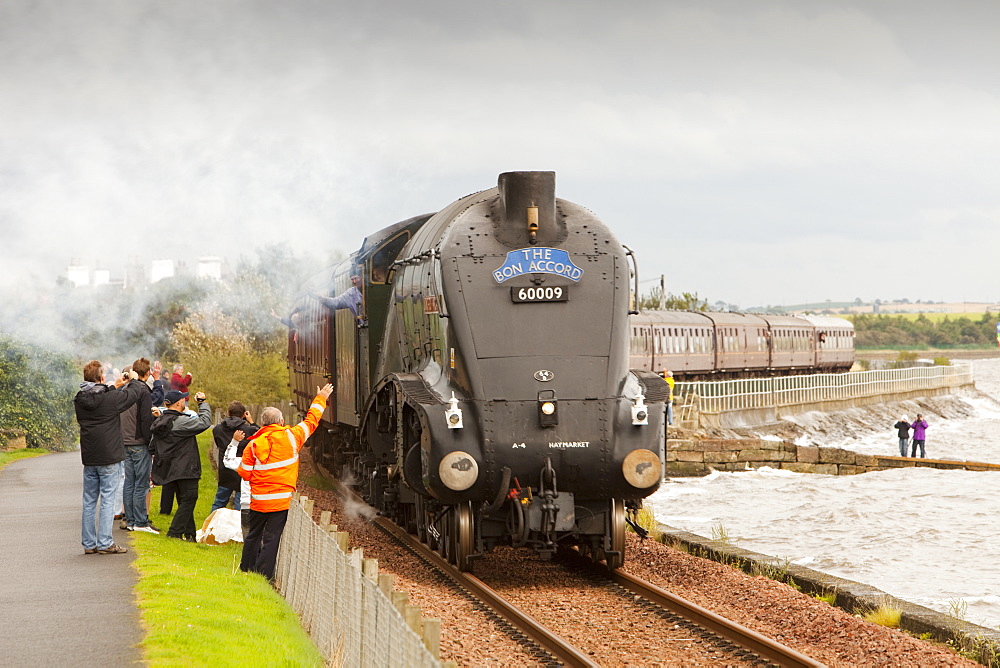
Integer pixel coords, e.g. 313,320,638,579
538,389,558,427
445,392,464,429
631,393,649,426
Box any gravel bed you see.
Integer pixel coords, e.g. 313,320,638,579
475,546,759,666
622,535,977,667
297,460,976,666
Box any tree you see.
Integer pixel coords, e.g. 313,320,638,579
170,310,289,412
850,314,997,348
637,288,709,311
123,276,211,359
0,335,78,450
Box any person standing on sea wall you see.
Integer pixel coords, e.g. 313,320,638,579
910,414,929,458
893,416,911,457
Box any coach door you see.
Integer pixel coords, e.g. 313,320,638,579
333,269,362,427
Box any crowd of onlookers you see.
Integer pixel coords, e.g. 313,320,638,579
73,356,332,582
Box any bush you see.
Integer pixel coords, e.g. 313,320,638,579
891,350,919,368
933,356,951,366
0,335,78,450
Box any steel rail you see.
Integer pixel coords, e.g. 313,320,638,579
373,517,600,668
607,566,826,668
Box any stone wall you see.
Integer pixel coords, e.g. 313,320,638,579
666,438,1000,476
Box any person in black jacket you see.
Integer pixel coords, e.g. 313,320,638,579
150,389,213,541
209,401,258,513
74,360,144,555
893,415,911,457
119,357,161,533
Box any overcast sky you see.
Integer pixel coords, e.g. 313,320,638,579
2,0,998,308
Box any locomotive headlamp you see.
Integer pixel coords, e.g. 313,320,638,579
538,389,558,427
631,394,648,426
445,392,463,429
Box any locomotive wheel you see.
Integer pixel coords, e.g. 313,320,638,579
603,499,626,570
442,502,474,571
415,495,428,542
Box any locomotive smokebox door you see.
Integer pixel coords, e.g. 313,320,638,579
493,171,560,247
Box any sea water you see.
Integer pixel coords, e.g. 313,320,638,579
646,358,1000,629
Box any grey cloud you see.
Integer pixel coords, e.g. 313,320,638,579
1,0,999,307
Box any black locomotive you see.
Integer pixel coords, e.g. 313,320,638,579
286,171,668,570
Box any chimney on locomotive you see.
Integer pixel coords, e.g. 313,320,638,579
494,171,558,246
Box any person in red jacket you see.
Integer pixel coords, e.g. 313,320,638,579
237,383,334,580
170,364,193,392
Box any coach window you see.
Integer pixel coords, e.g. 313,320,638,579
632,327,646,356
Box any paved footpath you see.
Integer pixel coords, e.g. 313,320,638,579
0,452,142,667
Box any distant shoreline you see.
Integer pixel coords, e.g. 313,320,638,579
855,348,1000,360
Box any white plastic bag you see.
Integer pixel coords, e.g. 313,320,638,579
196,508,244,544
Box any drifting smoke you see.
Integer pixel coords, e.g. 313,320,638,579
336,469,378,522
343,497,378,523
0,243,338,367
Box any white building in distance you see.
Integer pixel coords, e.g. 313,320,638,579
150,259,175,283
197,256,222,280
67,263,90,287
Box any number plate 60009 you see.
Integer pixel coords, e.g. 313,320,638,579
511,286,569,303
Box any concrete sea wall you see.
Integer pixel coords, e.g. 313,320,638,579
665,438,1000,477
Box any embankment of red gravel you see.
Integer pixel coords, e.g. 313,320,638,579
657,523,1000,664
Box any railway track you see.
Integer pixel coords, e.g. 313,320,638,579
374,515,826,667
600,561,825,667
373,516,593,666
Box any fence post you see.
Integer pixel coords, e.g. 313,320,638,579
379,573,394,599
423,617,441,658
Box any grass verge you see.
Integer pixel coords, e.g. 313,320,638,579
133,431,322,667
0,447,49,472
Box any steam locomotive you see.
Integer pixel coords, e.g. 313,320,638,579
287,172,668,570
629,311,855,380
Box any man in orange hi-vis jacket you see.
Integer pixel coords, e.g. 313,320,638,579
237,383,334,580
